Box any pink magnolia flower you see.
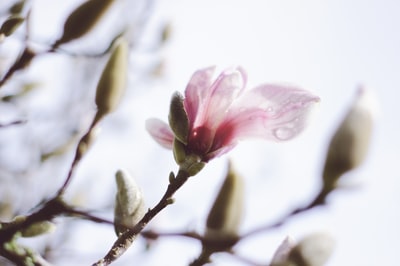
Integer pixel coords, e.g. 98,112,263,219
146,66,319,162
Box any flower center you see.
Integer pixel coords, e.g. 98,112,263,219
188,126,213,156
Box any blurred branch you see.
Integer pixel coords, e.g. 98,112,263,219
242,188,331,240
138,187,334,266
0,46,36,88
0,119,26,127
0,196,117,265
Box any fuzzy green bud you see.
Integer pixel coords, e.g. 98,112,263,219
95,37,128,118
322,87,376,190
179,154,205,177
114,169,145,236
54,0,115,47
168,91,189,145
205,162,244,243
173,138,187,165
20,221,56,238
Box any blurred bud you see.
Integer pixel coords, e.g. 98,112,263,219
95,37,128,118
205,161,244,243
288,232,335,266
169,92,189,145
0,15,24,37
161,23,172,43
270,236,296,266
11,216,55,238
114,169,146,236
77,126,100,157
9,1,26,15
322,87,377,190
20,221,56,238
54,0,115,47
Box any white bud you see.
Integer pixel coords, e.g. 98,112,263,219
288,232,335,266
114,169,145,236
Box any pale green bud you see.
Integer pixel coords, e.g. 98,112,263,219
179,154,205,177
77,126,100,157
95,37,128,118
187,161,206,177
21,221,56,238
322,87,377,190
168,92,189,145
114,169,145,236
10,216,56,238
54,0,115,47
288,233,335,266
173,138,187,165
205,162,244,243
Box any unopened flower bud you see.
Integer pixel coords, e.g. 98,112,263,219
322,87,376,190
168,92,189,145
54,0,115,47
9,1,26,15
270,236,296,266
288,232,335,266
179,154,205,177
0,15,24,37
10,216,56,238
187,161,206,177
114,169,146,236
95,37,128,118
205,162,244,243
173,138,187,165
20,221,56,238
77,126,100,158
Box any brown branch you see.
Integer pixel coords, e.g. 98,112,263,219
92,169,191,265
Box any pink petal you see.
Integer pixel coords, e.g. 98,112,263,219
145,118,174,149
184,66,215,125
215,84,320,143
194,67,247,130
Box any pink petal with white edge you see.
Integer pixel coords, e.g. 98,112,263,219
184,66,216,125
145,118,174,149
217,84,320,142
194,67,247,129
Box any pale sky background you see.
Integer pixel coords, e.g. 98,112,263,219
1,0,399,266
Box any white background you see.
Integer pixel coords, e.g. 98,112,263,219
1,0,399,265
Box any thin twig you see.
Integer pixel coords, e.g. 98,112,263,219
0,119,27,127
242,188,331,239
56,113,101,195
